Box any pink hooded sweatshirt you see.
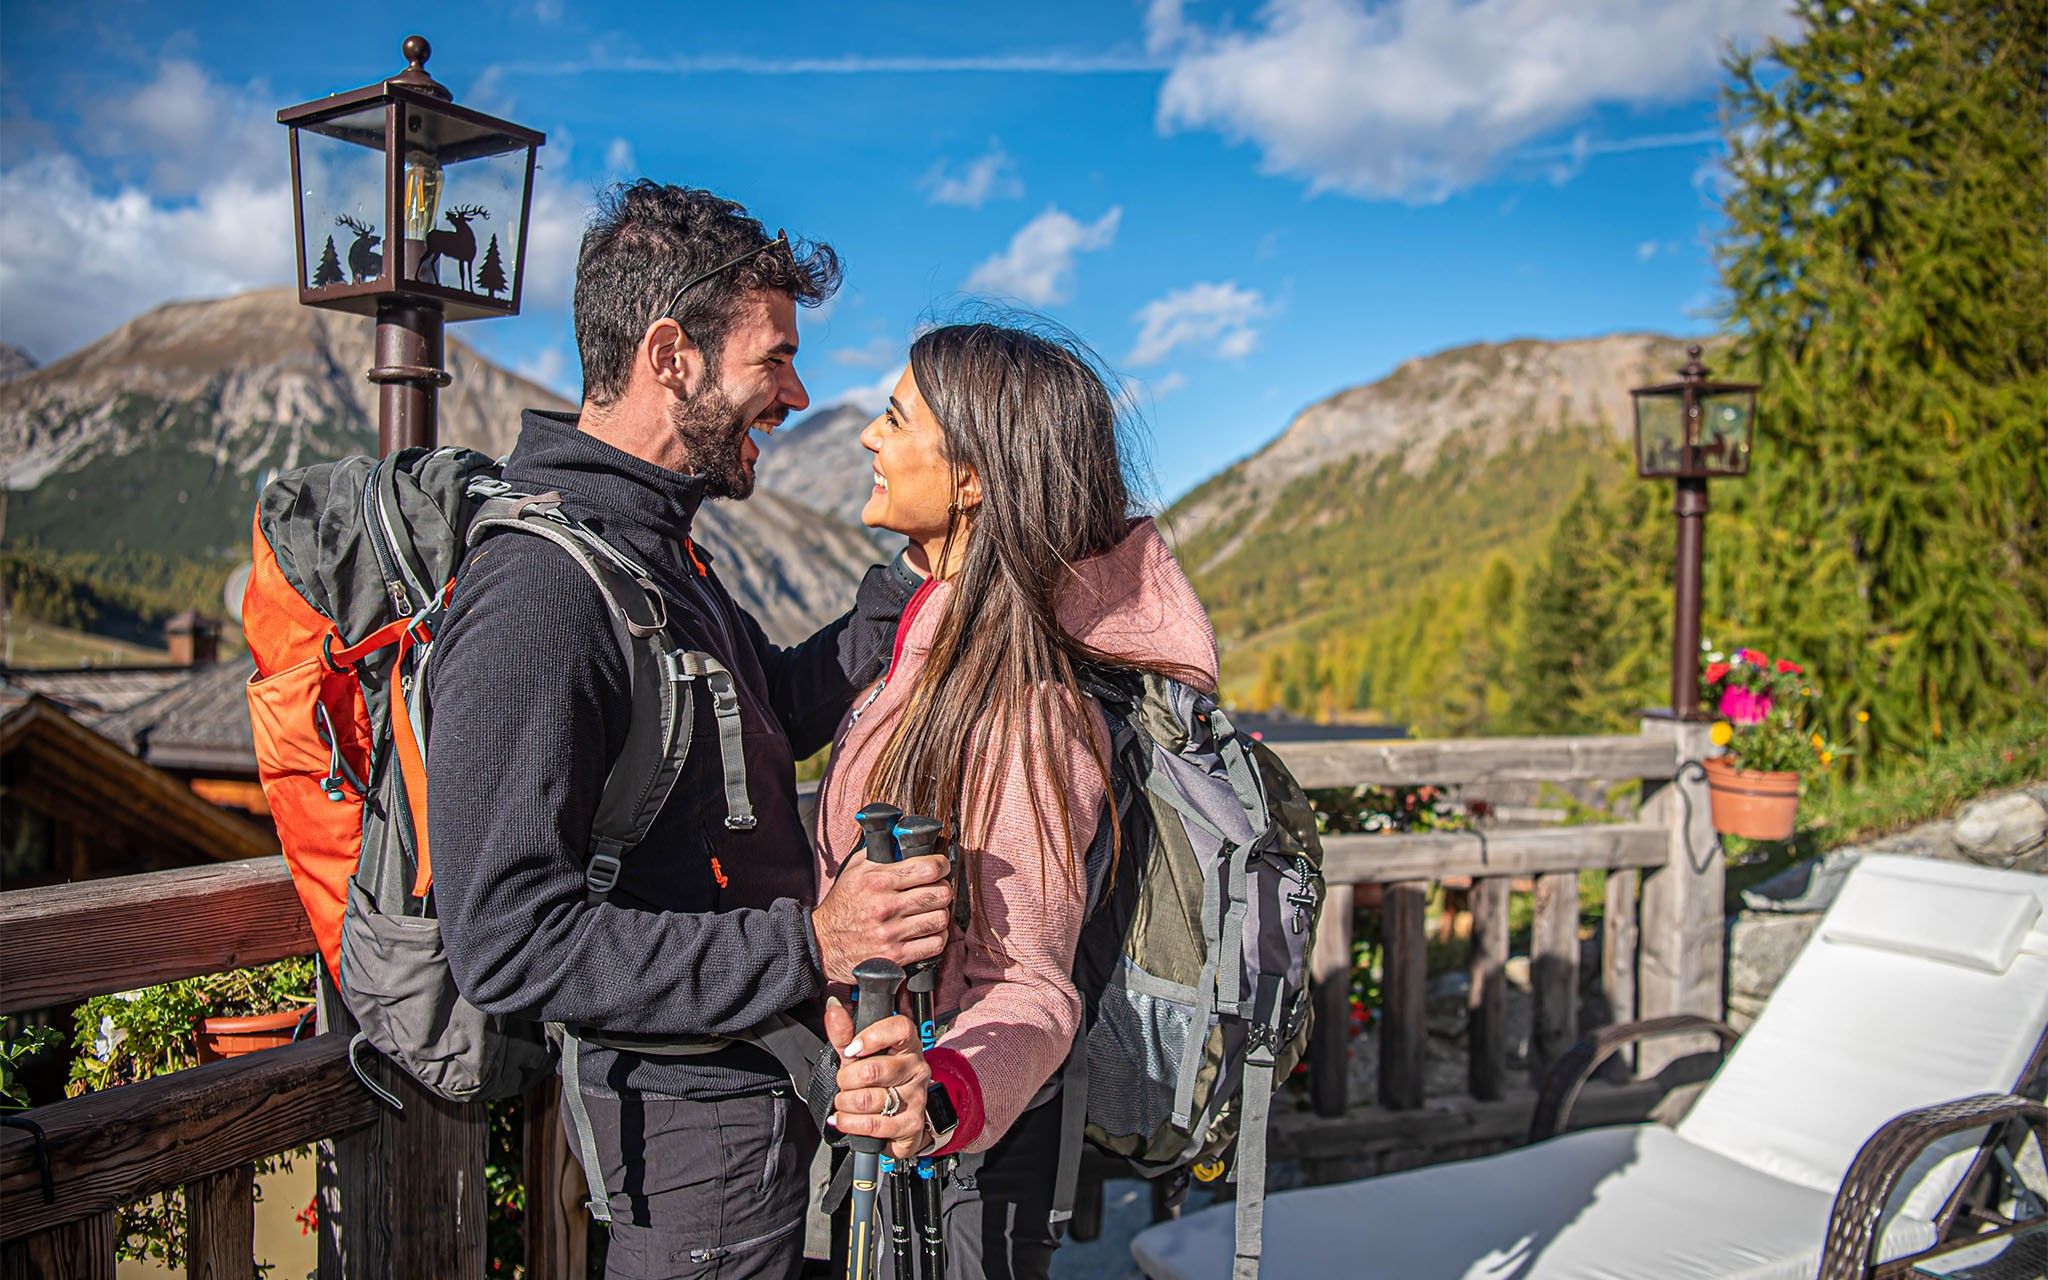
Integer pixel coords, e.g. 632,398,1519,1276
814,518,1220,1154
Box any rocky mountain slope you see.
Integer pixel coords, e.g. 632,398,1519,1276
1170,334,1700,564
1163,332,1705,714
751,402,879,529
0,345,37,384
1,289,883,641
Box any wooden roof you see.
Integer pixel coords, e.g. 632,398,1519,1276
0,694,278,866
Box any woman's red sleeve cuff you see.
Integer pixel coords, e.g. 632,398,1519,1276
923,1047,984,1157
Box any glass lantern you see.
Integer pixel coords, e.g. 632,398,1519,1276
1632,346,1758,479
280,37,544,322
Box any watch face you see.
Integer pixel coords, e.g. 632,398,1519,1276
925,1081,960,1135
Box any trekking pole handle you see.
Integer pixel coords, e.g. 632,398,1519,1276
891,815,942,862
855,803,903,865
847,958,906,1157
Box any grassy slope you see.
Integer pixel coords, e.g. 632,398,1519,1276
1169,425,1626,715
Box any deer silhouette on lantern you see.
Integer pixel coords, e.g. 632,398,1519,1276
418,204,489,291
336,214,382,284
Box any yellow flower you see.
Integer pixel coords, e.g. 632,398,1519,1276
1809,732,1825,749
1855,710,1870,724
1710,722,1734,747
1820,750,1835,769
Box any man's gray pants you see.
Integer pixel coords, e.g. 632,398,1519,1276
571,1082,816,1280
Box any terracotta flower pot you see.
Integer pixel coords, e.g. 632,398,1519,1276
195,1006,314,1063
1703,755,1801,841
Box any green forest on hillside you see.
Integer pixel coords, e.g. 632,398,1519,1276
1189,0,2048,767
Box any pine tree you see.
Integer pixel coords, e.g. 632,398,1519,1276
1510,476,1613,733
476,234,508,297
312,235,345,288
1716,0,2048,752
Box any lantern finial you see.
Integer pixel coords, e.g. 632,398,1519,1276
391,35,451,100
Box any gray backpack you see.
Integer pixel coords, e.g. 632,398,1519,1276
1065,667,1326,1280
246,445,755,1108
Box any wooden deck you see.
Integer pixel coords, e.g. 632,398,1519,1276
0,718,1722,1277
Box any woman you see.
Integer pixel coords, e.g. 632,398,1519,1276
814,321,1220,1278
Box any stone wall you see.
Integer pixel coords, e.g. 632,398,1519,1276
1727,783,2048,1030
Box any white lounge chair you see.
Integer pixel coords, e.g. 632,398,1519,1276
1131,854,2048,1280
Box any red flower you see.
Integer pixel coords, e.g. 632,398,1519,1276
1704,661,1731,684
1776,659,1802,675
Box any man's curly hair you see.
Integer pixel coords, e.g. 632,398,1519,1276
573,182,842,405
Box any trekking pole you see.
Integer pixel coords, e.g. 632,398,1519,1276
847,957,906,1280
893,815,950,1280
854,804,915,1280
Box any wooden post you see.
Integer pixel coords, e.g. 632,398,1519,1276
1636,719,1723,1078
1308,883,1354,1116
184,1164,255,1280
522,1075,587,1280
1466,877,1509,1101
1,1212,116,1280
1604,868,1640,1073
1530,871,1580,1081
1378,882,1428,1111
315,972,487,1279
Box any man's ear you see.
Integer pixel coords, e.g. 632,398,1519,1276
646,317,705,399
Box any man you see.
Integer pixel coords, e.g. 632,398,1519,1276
426,183,949,1279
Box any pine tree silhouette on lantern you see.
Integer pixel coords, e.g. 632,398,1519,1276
312,235,346,287
476,233,508,297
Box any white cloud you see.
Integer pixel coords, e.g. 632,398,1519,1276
0,53,599,362
1146,0,1795,202
1152,370,1189,397
830,337,900,368
833,364,906,415
514,344,574,394
922,143,1024,207
85,58,277,196
1129,281,1267,366
963,205,1121,304
604,137,637,176
1638,240,1662,261
0,152,295,361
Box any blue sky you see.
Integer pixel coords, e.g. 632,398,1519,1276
0,1,1796,500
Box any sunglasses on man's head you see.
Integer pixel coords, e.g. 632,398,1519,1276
659,229,792,324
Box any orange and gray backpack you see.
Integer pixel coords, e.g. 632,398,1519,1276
243,445,757,1105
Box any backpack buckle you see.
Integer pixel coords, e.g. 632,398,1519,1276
724,814,758,831
585,850,623,896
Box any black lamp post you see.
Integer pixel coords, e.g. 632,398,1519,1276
1632,344,1759,719
279,35,544,454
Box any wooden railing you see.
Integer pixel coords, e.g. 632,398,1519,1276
1293,719,1720,1137
0,720,1720,1275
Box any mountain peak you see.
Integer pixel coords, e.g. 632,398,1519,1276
1173,331,1703,544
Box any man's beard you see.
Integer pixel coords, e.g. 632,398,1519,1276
668,382,754,500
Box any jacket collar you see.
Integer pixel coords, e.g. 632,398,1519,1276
503,409,707,546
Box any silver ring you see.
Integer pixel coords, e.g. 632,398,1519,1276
881,1086,903,1118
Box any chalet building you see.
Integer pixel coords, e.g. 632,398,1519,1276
0,690,276,889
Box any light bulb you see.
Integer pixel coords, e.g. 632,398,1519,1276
403,150,443,240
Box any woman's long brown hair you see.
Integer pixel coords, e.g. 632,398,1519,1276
863,322,1186,932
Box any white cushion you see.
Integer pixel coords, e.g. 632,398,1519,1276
1130,1125,1938,1280
1820,867,2038,972
1679,857,2048,1222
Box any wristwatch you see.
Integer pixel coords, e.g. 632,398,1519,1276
921,1079,960,1155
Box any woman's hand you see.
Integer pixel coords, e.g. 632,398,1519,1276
823,996,932,1162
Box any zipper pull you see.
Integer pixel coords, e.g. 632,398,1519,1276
386,580,414,617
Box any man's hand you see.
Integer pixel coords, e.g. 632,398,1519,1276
812,851,952,982
824,996,931,1162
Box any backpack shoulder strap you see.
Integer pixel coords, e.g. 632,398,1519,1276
465,497,754,898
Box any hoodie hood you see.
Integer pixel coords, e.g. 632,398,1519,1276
1055,517,1219,692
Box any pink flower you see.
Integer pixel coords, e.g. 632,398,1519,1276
1719,685,1774,725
